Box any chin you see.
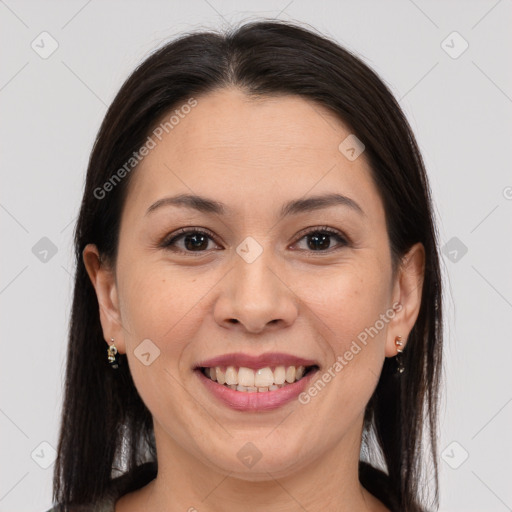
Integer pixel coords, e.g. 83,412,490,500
201,441,311,481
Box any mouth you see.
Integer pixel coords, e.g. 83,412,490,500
196,364,320,392
194,359,321,411
193,352,320,393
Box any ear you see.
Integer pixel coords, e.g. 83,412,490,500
385,242,425,357
82,244,126,354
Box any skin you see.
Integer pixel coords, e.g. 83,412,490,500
83,87,424,512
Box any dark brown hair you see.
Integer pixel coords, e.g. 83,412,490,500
53,19,443,511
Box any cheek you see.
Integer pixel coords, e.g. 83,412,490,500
304,261,390,336
117,261,209,348
116,264,208,413
292,263,393,439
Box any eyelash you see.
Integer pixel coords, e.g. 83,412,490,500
160,226,349,256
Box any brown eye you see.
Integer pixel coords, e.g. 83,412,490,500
293,227,348,252
161,228,220,253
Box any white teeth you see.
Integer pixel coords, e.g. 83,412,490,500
225,366,237,385
274,366,286,385
236,385,260,392
254,367,274,387
202,364,310,391
238,367,255,387
285,366,296,383
216,367,226,385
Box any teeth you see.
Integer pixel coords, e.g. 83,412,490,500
285,366,296,383
216,367,226,385
202,365,310,391
238,367,255,387
254,367,274,387
225,366,237,385
274,366,286,385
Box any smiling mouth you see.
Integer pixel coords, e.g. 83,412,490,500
198,364,319,392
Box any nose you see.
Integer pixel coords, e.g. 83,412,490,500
213,248,299,334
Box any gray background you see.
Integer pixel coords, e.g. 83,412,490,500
1,1,511,510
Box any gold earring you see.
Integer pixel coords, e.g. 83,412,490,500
107,337,120,369
395,335,405,374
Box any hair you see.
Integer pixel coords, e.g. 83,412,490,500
53,19,443,512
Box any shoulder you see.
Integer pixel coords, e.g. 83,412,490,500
43,461,158,512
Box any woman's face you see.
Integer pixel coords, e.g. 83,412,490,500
84,87,423,481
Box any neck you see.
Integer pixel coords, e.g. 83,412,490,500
135,417,387,512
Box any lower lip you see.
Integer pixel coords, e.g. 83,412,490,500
195,367,319,412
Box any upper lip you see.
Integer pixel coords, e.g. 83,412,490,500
195,352,319,370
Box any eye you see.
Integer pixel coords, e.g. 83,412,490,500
160,225,349,255
292,226,349,252
160,228,221,254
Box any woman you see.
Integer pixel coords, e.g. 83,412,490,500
48,19,443,512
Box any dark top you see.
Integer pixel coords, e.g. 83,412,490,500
45,462,158,512
45,461,401,511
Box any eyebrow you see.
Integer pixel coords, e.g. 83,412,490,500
145,192,365,218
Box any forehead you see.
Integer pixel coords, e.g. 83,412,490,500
124,87,382,221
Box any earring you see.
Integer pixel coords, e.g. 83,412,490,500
395,335,405,374
107,337,120,369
